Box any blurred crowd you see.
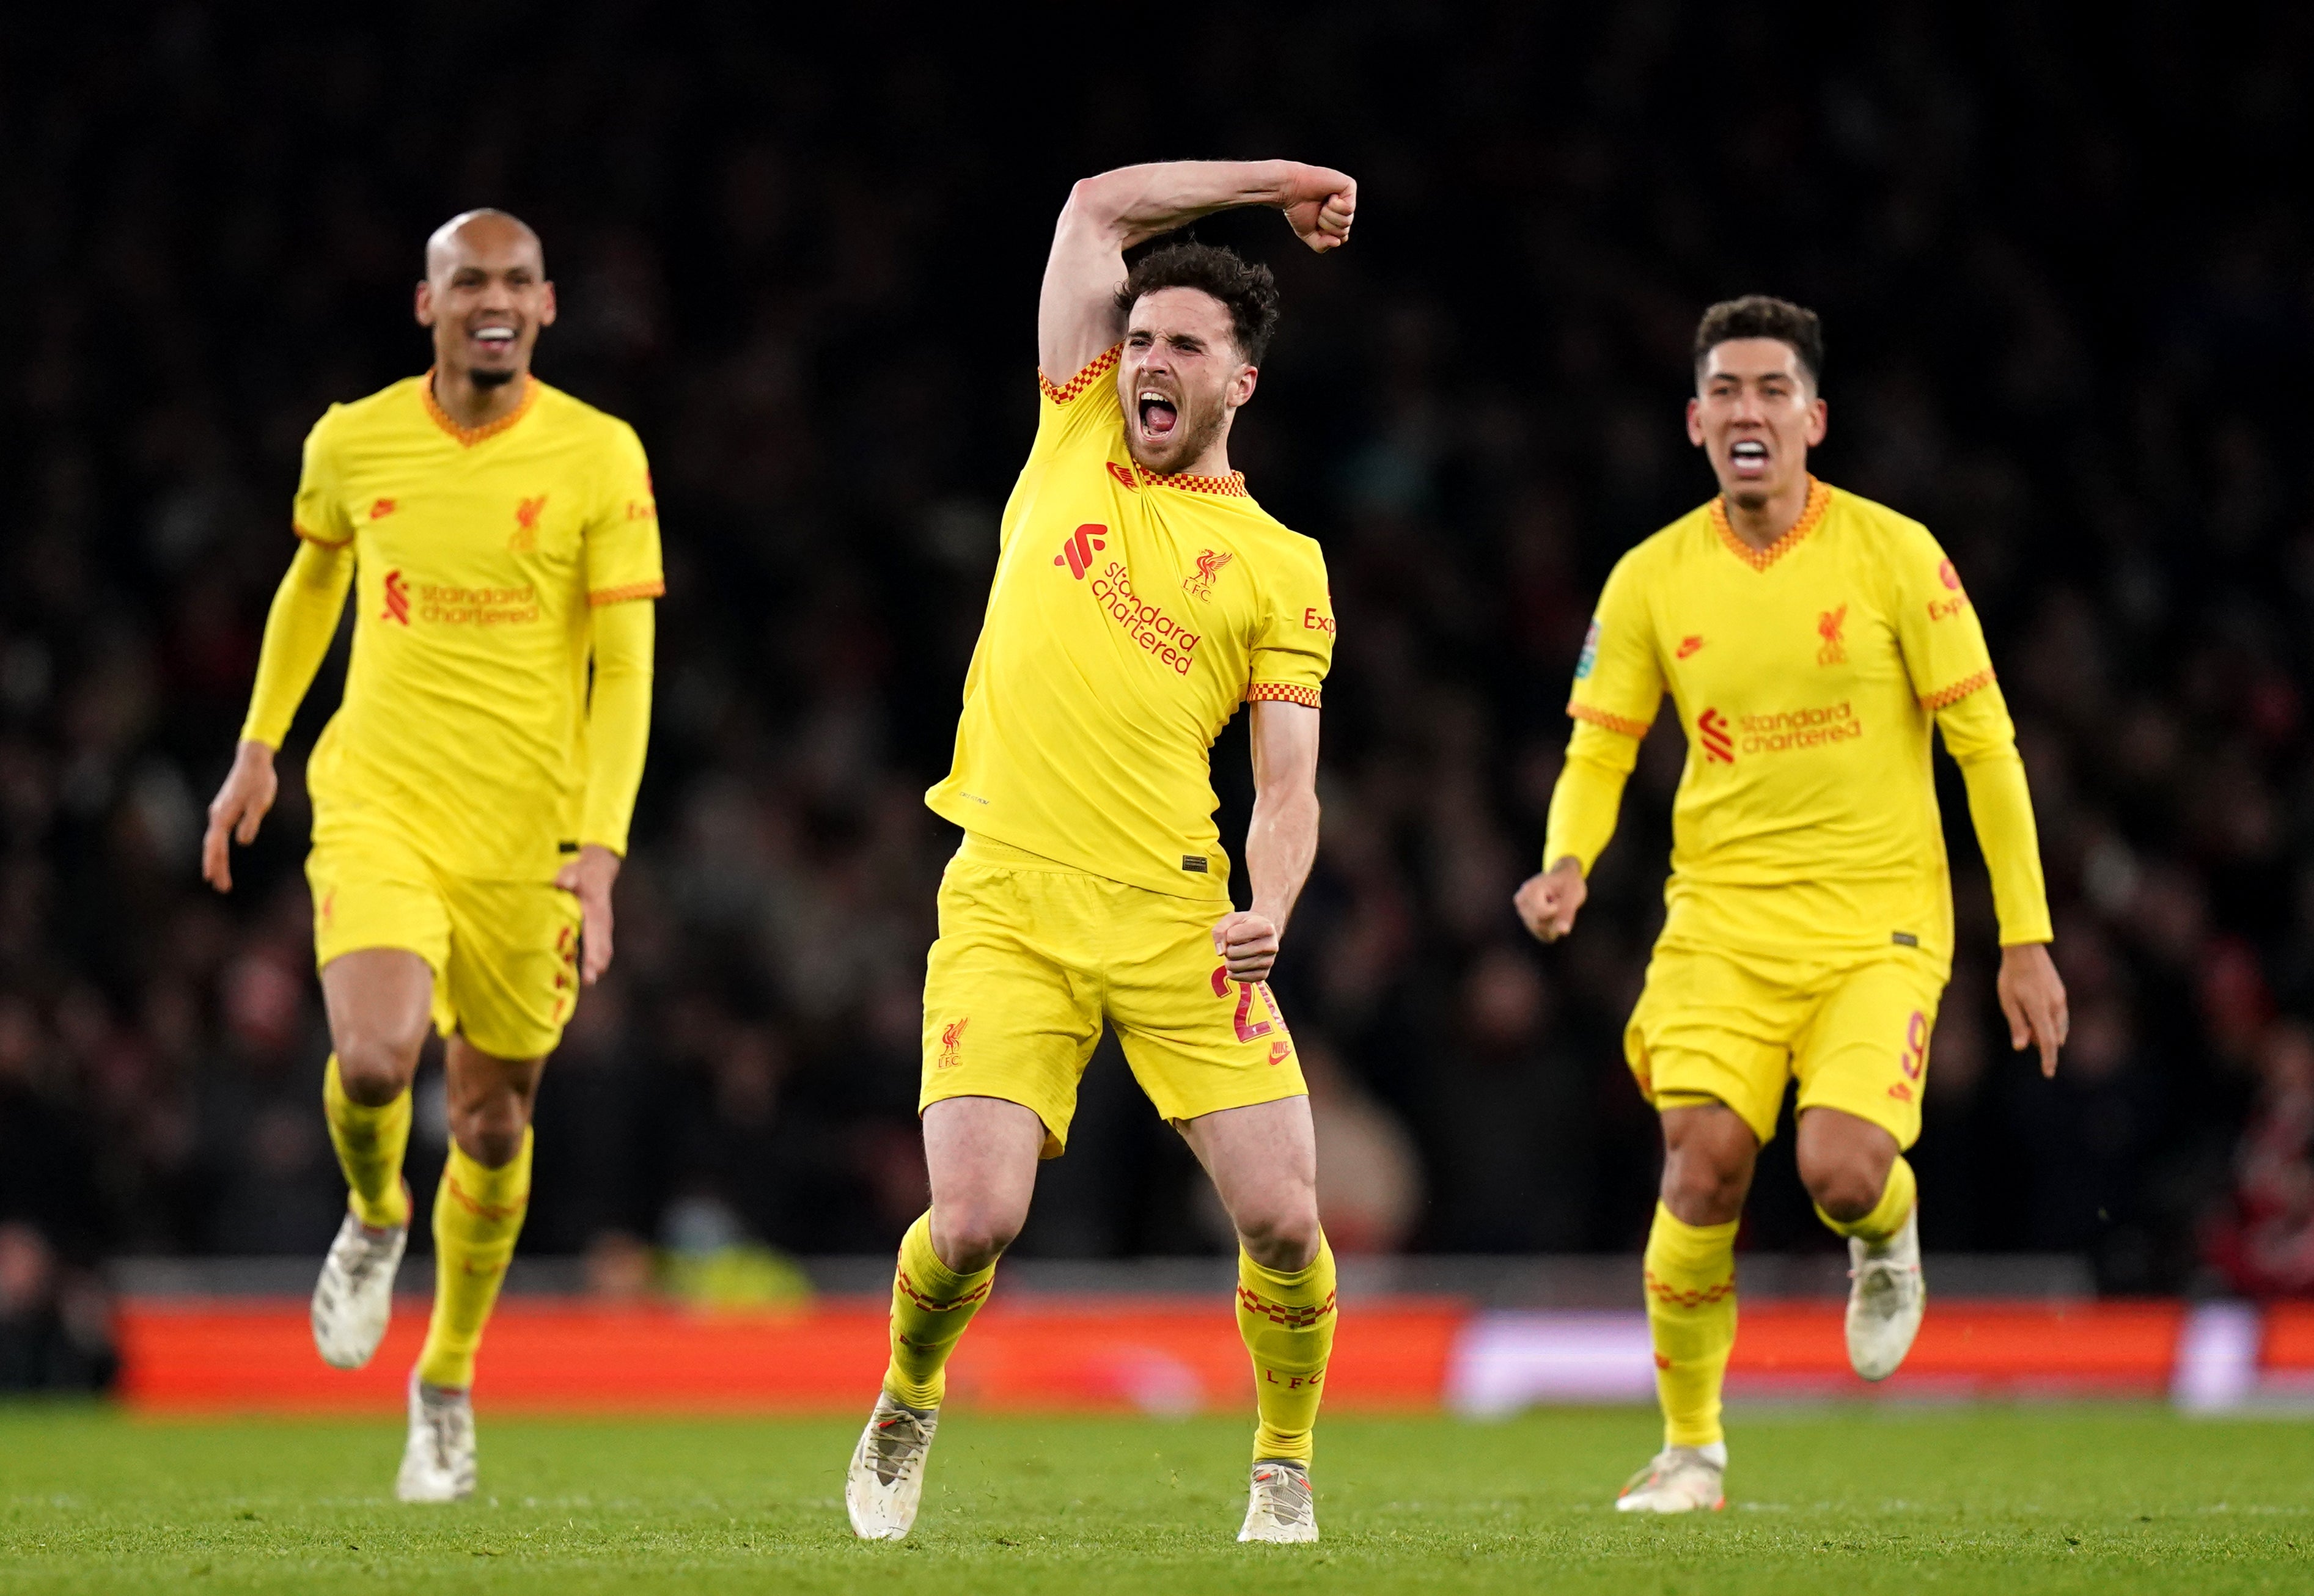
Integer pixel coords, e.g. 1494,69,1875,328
3,4,2313,1386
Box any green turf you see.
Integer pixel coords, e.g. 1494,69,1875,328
0,1403,2306,1594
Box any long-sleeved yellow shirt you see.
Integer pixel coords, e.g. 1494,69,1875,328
1542,479,2051,964
239,375,659,871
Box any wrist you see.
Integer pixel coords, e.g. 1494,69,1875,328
237,737,278,764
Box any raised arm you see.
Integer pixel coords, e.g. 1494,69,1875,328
1040,161,1356,382
1211,698,1322,984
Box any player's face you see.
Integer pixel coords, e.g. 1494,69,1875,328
414,220,556,389
1120,288,1258,474
1686,339,1827,510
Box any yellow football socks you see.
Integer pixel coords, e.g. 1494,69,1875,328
882,1213,996,1410
1816,1154,1917,1245
1237,1236,1338,1464
1644,1202,1738,1449
414,1130,532,1391
321,1054,413,1231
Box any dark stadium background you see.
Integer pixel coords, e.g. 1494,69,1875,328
4,2,2313,1383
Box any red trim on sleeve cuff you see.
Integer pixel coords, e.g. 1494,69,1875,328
1038,345,1122,404
1247,683,1321,709
589,579,666,607
1920,667,1996,711
1568,701,1651,738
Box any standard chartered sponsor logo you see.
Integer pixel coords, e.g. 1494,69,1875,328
1090,562,1201,675
1738,700,1862,753
418,582,540,626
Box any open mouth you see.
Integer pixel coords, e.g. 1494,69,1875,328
1728,439,1768,473
1137,389,1179,439
471,325,518,354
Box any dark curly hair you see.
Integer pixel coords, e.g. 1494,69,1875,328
1115,241,1282,365
1693,294,1824,389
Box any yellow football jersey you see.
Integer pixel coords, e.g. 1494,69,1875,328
926,347,1335,898
1570,478,2006,962
290,375,663,879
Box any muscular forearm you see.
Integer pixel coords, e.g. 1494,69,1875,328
1071,161,1318,249
240,539,353,747
1245,786,1320,931
579,599,655,856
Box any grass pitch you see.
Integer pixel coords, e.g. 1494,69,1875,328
0,1403,2305,1594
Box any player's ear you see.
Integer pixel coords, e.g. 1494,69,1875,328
1228,362,1258,409
1685,396,1706,447
414,280,435,328
538,280,558,328
1804,396,1827,447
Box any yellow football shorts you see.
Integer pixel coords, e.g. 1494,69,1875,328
920,834,1308,1157
1624,940,1947,1149
306,816,582,1062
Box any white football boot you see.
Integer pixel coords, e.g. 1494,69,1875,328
1615,1444,1726,1513
1238,1459,1318,1543
395,1373,477,1503
845,1393,939,1540
310,1207,408,1370
1846,1204,1926,1382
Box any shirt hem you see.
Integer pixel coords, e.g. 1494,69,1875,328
924,795,1230,901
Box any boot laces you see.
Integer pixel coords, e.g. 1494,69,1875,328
1252,1462,1312,1526
867,1406,933,1487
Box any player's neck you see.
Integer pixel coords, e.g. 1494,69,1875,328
1719,473,1811,551
430,365,531,431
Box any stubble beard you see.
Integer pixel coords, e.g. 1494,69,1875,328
469,365,518,389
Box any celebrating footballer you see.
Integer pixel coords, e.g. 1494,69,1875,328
1515,296,2071,1513
843,160,1355,1545
202,210,662,1501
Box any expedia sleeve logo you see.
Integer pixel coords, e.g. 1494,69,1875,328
1574,619,1602,679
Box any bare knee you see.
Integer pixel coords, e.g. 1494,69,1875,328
447,1094,533,1169
334,1030,423,1107
1799,1146,1894,1223
930,1198,1025,1275
1659,1105,1757,1226
1795,1110,1898,1223
1235,1192,1321,1273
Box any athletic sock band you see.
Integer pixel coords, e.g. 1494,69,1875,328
322,1053,413,1231
1644,1202,1738,1450
883,1212,996,1410
1237,1235,1338,1465
414,1129,532,1391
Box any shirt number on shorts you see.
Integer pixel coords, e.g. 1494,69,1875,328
1211,964,1282,1043
1901,1010,1928,1080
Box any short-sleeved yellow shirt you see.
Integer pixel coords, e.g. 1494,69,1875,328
1570,478,1999,961
292,375,663,880
926,348,1335,898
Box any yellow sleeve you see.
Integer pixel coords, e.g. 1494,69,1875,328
1937,678,2054,946
585,421,666,606
1541,720,1637,874
1247,540,1333,709
290,406,356,549
579,597,655,856
1566,548,1664,738
240,539,353,747
1887,519,1996,711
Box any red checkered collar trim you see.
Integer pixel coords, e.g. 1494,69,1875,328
1133,461,1249,497
1710,477,1830,570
